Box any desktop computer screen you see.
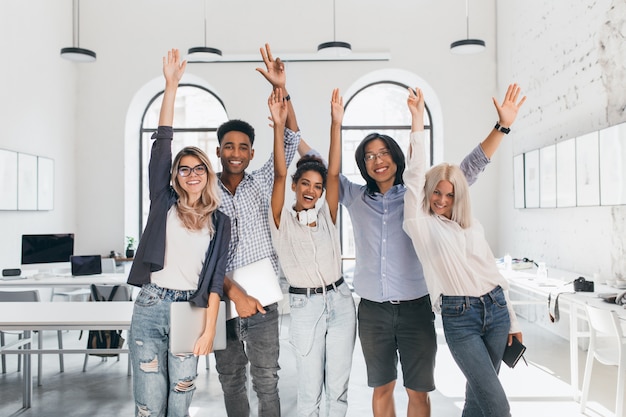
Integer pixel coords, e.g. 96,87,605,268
21,233,74,273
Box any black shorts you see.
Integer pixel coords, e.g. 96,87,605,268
357,296,437,392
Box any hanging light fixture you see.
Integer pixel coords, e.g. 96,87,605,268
317,0,352,56
450,0,485,54
60,0,96,62
187,0,222,62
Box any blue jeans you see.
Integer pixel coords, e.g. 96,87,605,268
289,282,356,417
129,283,199,417
214,303,281,417
440,286,511,417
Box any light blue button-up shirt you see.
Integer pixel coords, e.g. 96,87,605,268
339,143,489,302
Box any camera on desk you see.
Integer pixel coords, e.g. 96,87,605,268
574,277,594,292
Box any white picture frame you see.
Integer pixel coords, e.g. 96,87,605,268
599,123,626,205
37,156,54,210
0,149,18,210
18,152,38,210
524,149,540,208
576,132,600,206
540,145,556,208
556,138,577,208
513,154,525,208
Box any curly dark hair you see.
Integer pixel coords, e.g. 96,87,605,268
292,155,328,189
217,119,255,145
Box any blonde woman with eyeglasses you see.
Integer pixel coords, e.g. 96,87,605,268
126,49,231,417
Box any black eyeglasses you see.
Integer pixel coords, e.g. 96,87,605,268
178,164,207,177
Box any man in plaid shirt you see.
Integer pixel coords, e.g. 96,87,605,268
213,44,301,417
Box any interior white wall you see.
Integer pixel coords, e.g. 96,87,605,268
0,1,77,268
495,0,626,280
3,0,505,269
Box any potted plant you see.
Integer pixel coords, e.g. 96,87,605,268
125,236,137,258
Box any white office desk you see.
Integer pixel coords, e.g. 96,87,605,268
0,272,128,288
502,269,626,400
0,301,134,409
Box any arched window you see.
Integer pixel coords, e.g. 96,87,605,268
340,81,435,281
139,84,228,232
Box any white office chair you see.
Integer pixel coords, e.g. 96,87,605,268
580,304,626,417
0,290,64,386
82,284,132,375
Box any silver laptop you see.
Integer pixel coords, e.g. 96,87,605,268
169,301,226,355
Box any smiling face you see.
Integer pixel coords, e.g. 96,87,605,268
430,179,455,219
216,130,254,177
177,155,208,202
363,139,398,194
292,170,324,211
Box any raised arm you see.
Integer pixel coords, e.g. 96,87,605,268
403,87,427,223
159,49,187,126
480,83,526,159
460,83,526,185
327,89,343,224
256,43,299,132
149,49,187,201
269,88,289,228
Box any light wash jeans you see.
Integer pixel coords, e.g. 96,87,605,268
214,302,281,417
128,283,199,417
289,281,356,417
440,285,511,417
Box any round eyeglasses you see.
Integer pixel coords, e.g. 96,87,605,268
178,164,207,177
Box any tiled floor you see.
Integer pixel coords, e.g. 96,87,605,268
1,308,624,416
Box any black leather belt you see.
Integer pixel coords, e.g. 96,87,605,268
289,277,344,295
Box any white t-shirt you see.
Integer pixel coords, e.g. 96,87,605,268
270,201,342,289
151,207,212,291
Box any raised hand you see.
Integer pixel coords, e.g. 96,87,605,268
407,87,424,117
256,43,286,89
162,48,186,85
492,83,527,127
268,88,288,128
331,88,344,124
407,87,425,132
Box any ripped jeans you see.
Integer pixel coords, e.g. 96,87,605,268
129,283,199,417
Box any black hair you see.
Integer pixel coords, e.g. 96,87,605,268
217,119,255,145
354,133,405,194
292,155,328,189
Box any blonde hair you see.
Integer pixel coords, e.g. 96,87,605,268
171,146,220,234
423,163,472,229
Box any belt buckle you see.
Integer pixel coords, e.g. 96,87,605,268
389,300,401,305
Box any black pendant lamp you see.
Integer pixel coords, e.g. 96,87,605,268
60,0,96,62
187,0,223,62
317,0,351,57
450,0,485,54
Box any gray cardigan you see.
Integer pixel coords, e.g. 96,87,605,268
127,126,231,308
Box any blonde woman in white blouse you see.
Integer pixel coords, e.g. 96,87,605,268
403,85,526,417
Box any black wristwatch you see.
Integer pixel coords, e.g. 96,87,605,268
494,122,510,134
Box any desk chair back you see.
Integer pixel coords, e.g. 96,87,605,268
0,290,64,384
580,304,626,416
83,284,131,373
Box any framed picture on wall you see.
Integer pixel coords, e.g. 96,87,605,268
556,138,576,207
576,132,600,206
0,149,18,210
37,156,54,210
539,144,556,208
513,154,525,208
18,152,38,210
524,149,540,208
599,123,626,205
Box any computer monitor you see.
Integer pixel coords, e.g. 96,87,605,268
21,233,74,274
